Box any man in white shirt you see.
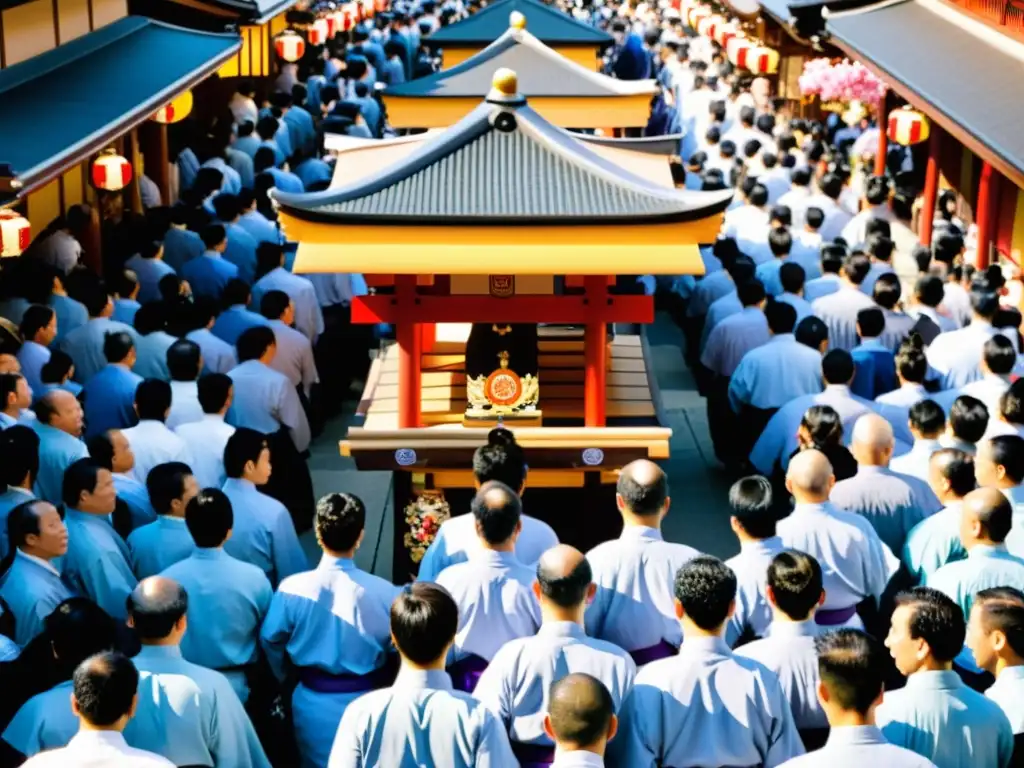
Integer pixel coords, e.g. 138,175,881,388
812,254,876,352
841,175,895,249
778,167,813,229
121,380,194,484
928,288,1011,390
805,173,854,242
20,650,173,768
174,373,236,490
545,674,618,768
165,340,204,430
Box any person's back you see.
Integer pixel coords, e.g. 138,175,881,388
82,332,141,438
811,254,876,352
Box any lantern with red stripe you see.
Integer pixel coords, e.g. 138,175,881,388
324,12,339,38
745,46,779,74
275,30,305,62
727,36,752,67
715,22,737,47
697,14,724,40
152,90,193,125
687,5,710,27
887,106,930,146
361,0,374,18
90,149,133,192
0,210,30,258
308,18,329,45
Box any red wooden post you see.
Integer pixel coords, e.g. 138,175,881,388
919,128,942,246
395,276,422,428
875,93,889,179
420,323,436,353
584,276,607,427
976,161,995,269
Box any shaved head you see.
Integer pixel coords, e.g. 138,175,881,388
963,486,1013,543
538,544,587,580
547,673,614,750
537,545,592,608
851,414,894,449
787,449,835,499
128,576,188,641
617,459,668,517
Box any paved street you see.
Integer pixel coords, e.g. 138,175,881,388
301,314,740,579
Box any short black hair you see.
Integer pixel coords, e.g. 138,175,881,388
930,448,976,497
915,275,945,308
909,399,946,437
795,316,829,351
984,335,1017,375
805,206,824,230
866,234,894,263
737,279,766,308
975,587,1024,658
842,253,872,285
820,243,846,274
222,278,251,308
62,458,103,508
201,224,227,250
127,580,189,640
256,242,285,279
260,289,291,321
73,651,139,727
537,556,592,608
391,582,459,664
133,302,166,336
767,550,823,621
768,227,792,257
986,436,1024,484
769,205,791,227
103,331,134,364
19,304,55,341
872,274,901,310
185,488,233,548
212,193,240,222
856,307,885,338
895,587,965,663
815,629,886,714
236,325,275,362
616,461,668,517
765,300,797,335
167,340,201,382
728,475,776,539
471,481,522,545
674,556,737,631
779,262,805,295
315,492,366,552
223,427,268,479
822,350,855,385
949,395,989,444
547,673,614,749
85,432,114,471
472,428,527,490
198,373,232,414
748,184,769,208
45,598,119,675
864,175,890,205
791,167,812,187
0,424,39,487
895,344,927,384
1002,385,1024,426
135,378,172,421
41,349,74,385
971,289,1000,320
146,461,193,516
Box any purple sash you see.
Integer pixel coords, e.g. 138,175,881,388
629,639,679,666
815,605,857,627
447,653,489,693
511,741,555,766
299,657,397,694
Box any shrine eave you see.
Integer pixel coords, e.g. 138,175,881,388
426,0,612,47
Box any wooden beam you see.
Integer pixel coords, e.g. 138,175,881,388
351,294,654,325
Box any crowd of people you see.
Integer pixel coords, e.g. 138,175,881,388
1,0,1023,767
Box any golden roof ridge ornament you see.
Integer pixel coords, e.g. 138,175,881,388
486,67,526,108
509,10,527,30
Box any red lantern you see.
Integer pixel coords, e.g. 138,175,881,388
91,149,133,192
728,38,752,67
275,30,305,62
325,13,338,38
308,18,329,45
887,106,931,146
716,23,736,47
0,210,30,258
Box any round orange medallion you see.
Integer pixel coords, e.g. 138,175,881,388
485,369,522,406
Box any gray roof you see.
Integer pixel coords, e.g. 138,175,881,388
386,27,655,98
427,0,612,46
275,89,731,224
571,133,684,156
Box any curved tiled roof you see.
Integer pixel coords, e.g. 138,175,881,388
426,0,612,46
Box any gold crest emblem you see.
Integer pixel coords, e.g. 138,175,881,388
489,275,514,298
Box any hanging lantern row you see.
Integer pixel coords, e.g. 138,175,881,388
91,149,133,193
0,210,30,258
152,90,193,125
887,105,931,146
682,1,779,74
275,29,306,62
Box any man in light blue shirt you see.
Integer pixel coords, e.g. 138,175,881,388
180,225,240,302
236,190,282,246
17,305,56,397
0,425,38,559
967,587,1024,738
163,488,272,704
211,193,260,284
111,270,141,325
87,428,156,533
32,390,88,503
60,286,140,384
879,586,1013,766
161,209,204,273
874,275,917,351
803,244,845,304
185,299,237,375
928,289,1011,390
255,148,304,194
262,492,400,767
212,279,270,346
251,242,324,342
127,462,198,579
233,120,261,159
787,207,825,281
328,582,516,768
131,304,176,382
123,578,271,767
812,253,877,352
125,241,175,304
48,290,88,345
851,308,898,400
754,227,795,297
890,400,946,482
81,331,141,438
775,263,814,324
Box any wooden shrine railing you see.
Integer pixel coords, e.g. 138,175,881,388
945,0,1024,39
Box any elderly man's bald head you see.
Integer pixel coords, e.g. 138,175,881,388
536,545,593,609
786,449,835,500
471,480,522,546
962,486,1014,545
850,414,895,467
617,459,668,518
127,577,188,641
546,673,615,750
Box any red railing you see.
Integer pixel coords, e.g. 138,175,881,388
945,0,1024,38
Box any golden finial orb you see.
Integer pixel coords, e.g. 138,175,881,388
491,68,519,96
509,10,526,29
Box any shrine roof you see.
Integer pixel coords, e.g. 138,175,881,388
274,71,731,225
426,0,612,47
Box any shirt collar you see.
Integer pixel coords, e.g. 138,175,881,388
824,725,887,748
223,477,257,493
137,644,184,660
968,543,1010,559
769,333,795,345
792,501,836,516
159,515,187,526
318,554,356,571
767,620,820,639
855,465,890,476
740,536,782,556
905,669,962,691
170,381,197,393
6,485,33,498
192,547,228,561
856,338,888,351
393,667,452,692
997,665,1024,683
823,384,851,396
538,621,586,640
620,525,663,543
202,414,226,424
68,731,133,751
1002,485,1024,505
678,635,730,656
470,549,521,568
15,548,60,576
550,750,605,768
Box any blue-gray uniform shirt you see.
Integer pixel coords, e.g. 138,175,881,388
987,666,1024,734
111,298,140,325
728,333,822,412
778,725,937,768
267,319,318,398
221,478,307,586
700,291,741,353
2,680,77,757
114,471,156,531
472,621,636,749
701,307,771,378
181,252,239,301
124,644,271,768
251,267,325,342
927,322,1015,390
186,328,237,375
133,331,177,381
219,223,259,285
226,359,310,452
32,422,89,504
928,544,1024,619
48,294,88,343
735,621,827,731
902,501,967,585
17,341,49,397
127,516,194,579
686,270,734,319
0,550,72,646
124,255,175,304
880,309,918,351
877,669,1013,768
82,364,141,438
436,550,541,663
162,548,272,703
261,555,401,768
328,667,516,768
811,285,876,352
62,508,137,620
237,210,282,246
725,536,786,647
417,514,558,582
584,526,701,654
829,465,942,558
803,273,842,304
778,502,900,625
776,292,814,324
60,317,140,384
162,226,205,273
0,486,35,558
889,437,942,484
212,305,270,346
610,635,805,768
